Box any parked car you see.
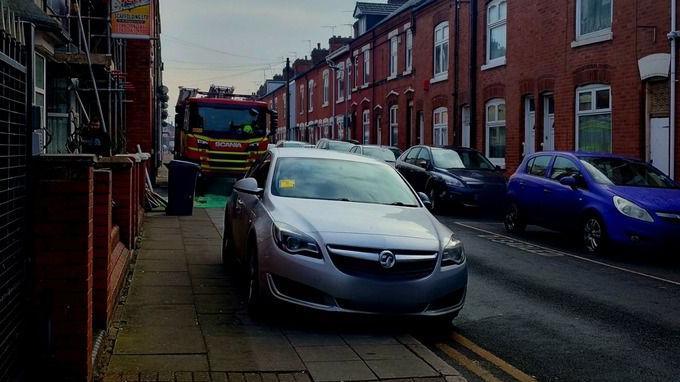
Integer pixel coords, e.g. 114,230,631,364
384,146,403,158
395,146,507,212
223,148,468,320
505,152,680,254
276,140,309,148
315,138,354,152
349,145,397,166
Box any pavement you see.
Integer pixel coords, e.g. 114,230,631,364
97,209,467,382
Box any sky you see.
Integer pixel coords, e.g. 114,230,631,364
160,0,360,118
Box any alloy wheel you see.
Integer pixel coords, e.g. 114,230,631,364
504,204,525,233
246,249,260,307
428,188,437,213
583,217,603,253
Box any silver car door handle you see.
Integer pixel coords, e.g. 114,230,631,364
237,199,244,206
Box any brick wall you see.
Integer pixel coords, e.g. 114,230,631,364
126,40,153,155
31,155,95,381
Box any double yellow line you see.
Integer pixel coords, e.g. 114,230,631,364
436,332,537,382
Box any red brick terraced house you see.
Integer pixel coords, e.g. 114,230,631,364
261,0,680,181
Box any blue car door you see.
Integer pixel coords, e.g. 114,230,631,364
543,156,587,231
519,154,554,224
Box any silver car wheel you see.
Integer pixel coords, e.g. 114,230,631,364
583,217,603,253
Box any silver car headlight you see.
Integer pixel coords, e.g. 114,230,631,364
272,222,322,259
613,196,654,223
441,236,465,267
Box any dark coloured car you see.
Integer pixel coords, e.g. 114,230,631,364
384,146,403,159
315,138,354,152
505,152,680,254
396,146,507,212
349,145,397,166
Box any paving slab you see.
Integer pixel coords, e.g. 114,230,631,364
125,286,194,305
134,271,192,287
114,325,206,354
351,344,421,360
107,355,209,374
304,360,376,381
365,358,438,379
295,345,360,362
342,334,400,346
136,259,188,272
205,336,304,372
194,293,239,314
142,239,184,250
285,332,346,347
188,264,229,279
123,305,198,327
136,249,186,260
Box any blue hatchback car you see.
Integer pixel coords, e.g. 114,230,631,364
505,152,680,254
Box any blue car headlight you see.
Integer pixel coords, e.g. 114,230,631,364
441,236,465,267
445,177,465,188
272,222,322,259
613,196,654,223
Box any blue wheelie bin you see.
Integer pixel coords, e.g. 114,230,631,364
166,160,200,216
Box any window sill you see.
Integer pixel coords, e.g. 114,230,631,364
402,69,413,76
571,32,613,48
481,58,506,71
336,98,345,104
430,75,448,84
352,87,359,92
322,102,329,108
387,74,398,82
360,83,370,89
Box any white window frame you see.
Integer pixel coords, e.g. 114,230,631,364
484,0,507,70
433,22,449,81
389,105,398,146
433,107,448,147
575,84,612,152
346,58,352,99
34,53,46,128
299,85,304,115
353,56,359,89
362,109,371,144
485,98,507,167
322,70,329,106
363,49,370,86
574,0,613,46
404,28,413,74
308,80,314,112
389,36,398,79
337,61,345,102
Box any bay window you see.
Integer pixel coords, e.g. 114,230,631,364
486,99,506,166
433,107,448,146
389,105,398,146
576,85,612,153
389,36,398,78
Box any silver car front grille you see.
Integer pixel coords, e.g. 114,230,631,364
326,245,438,280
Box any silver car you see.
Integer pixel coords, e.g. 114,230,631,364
222,148,467,319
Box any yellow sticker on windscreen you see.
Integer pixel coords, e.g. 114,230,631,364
279,179,296,189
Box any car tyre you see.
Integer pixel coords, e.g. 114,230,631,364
428,186,442,215
583,214,607,255
504,203,527,234
246,244,265,313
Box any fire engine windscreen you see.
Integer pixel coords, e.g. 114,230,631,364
190,104,266,137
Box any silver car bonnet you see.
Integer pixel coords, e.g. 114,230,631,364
268,196,443,246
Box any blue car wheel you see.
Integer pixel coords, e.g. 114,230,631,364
583,214,607,255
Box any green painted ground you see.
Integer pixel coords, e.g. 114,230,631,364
194,194,228,209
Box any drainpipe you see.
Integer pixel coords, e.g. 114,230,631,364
671,0,677,179
453,0,461,146
469,0,478,149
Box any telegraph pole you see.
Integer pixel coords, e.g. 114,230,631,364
285,58,291,140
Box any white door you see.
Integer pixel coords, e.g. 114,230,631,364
650,117,671,175
461,106,471,147
543,95,555,151
524,97,536,155
419,113,425,145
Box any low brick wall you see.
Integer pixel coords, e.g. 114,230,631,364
30,153,151,381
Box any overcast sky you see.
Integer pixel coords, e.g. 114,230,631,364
160,0,359,116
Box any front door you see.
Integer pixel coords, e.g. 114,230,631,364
461,106,471,147
418,112,424,145
543,94,555,151
650,117,671,174
524,97,536,156
406,102,413,146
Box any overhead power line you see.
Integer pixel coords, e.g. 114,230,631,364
163,34,277,62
